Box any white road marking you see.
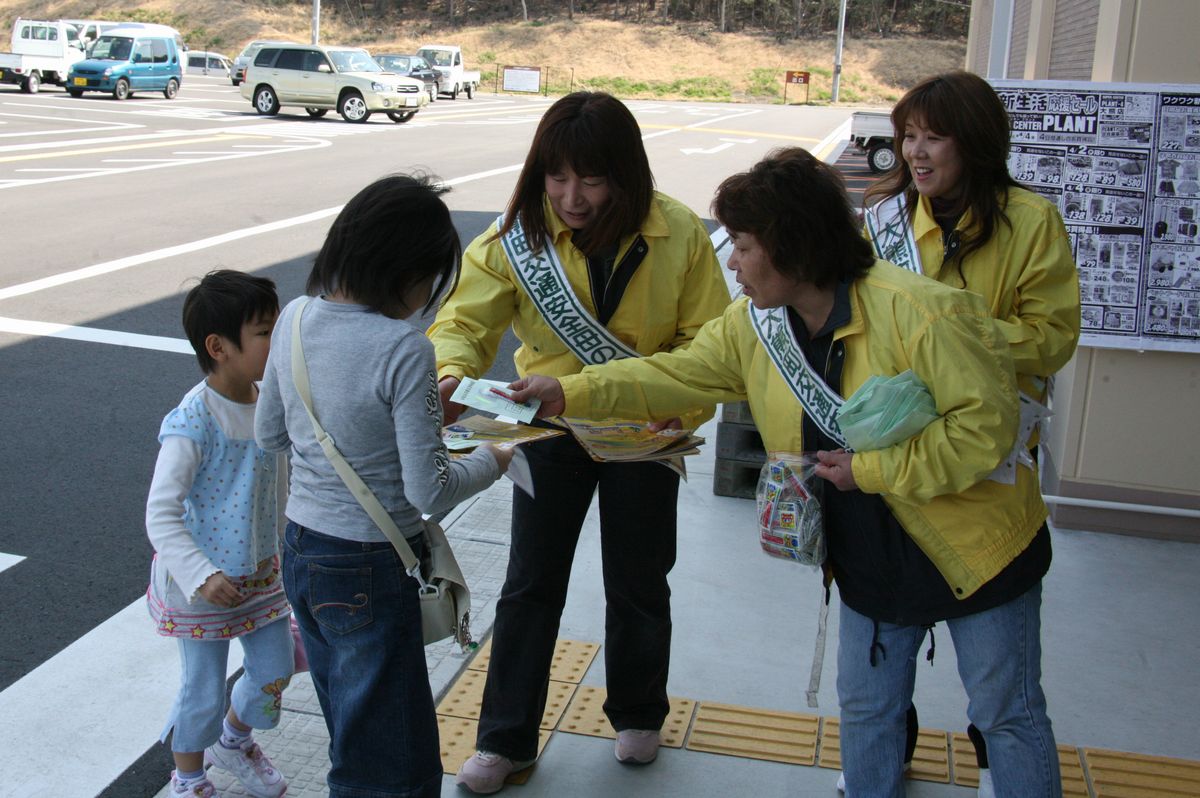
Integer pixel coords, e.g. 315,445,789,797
0,206,341,301
0,317,192,353
0,598,243,798
681,143,734,155
0,552,25,574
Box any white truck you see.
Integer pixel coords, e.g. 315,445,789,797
0,19,87,93
850,110,897,173
416,44,479,99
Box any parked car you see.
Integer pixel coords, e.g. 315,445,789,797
65,24,183,100
231,39,290,86
849,110,896,173
240,42,428,123
187,51,231,78
373,53,438,103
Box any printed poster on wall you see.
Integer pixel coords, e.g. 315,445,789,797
992,79,1200,354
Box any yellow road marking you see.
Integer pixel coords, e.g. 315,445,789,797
0,133,261,163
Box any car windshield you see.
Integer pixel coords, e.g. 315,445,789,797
329,49,382,73
90,35,133,61
239,43,263,58
377,56,410,72
418,48,451,67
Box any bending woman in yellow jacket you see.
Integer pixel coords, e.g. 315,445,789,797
428,92,730,794
508,148,1062,798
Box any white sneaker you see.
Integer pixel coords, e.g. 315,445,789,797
614,729,661,764
977,768,995,798
171,771,218,797
455,750,536,794
204,739,286,798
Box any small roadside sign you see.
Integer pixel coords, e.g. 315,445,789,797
784,70,812,104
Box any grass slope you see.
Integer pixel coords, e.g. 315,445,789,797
0,1,965,104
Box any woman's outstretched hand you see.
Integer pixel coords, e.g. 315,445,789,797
505,375,565,418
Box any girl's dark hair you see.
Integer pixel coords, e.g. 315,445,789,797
182,269,279,374
307,173,461,316
863,71,1020,281
496,91,654,256
714,147,874,289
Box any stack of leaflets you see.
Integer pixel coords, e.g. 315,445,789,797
442,414,564,452
552,417,704,463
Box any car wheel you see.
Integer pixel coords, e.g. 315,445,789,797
231,78,240,86
163,78,179,99
867,142,897,174
339,91,370,123
113,78,130,101
305,107,328,118
24,72,40,94
465,82,473,99
388,110,415,123
253,85,280,115
428,86,436,103
67,88,83,98
449,83,458,100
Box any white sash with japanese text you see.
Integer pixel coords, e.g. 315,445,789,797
498,214,639,366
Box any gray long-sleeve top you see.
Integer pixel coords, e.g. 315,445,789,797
256,296,500,543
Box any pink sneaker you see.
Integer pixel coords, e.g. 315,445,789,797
204,739,286,798
455,751,535,794
614,729,660,764
170,771,218,797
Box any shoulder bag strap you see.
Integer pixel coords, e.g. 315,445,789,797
289,298,422,576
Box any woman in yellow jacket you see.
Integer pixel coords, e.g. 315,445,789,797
508,148,1062,798
427,92,730,794
862,71,1080,794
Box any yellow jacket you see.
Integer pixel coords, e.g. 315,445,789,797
561,262,1048,599
910,186,1081,401
429,192,731,423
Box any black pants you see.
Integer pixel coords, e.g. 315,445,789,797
476,432,679,760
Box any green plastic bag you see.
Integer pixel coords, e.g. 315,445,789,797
836,370,939,452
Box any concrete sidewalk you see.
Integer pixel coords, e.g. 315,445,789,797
163,412,1200,798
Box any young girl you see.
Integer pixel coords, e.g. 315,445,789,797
146,269,291,798
427,92,730,794
255,174,512,798
861,71,1080,798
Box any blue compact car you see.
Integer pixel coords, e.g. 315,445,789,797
66,23,183,100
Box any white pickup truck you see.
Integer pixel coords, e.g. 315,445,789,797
416,44,479,99
850,110,897,173
0,19,87,93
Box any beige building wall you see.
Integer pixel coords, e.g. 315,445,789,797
965,0,1200,540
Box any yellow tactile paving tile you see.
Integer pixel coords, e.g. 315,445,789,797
436,668,577,729
685,702,819,766
557,685,695,748
1084,748,1200,797
1058,746,1090,798
819,719,947,783
437,715,549,783
466,638,599,685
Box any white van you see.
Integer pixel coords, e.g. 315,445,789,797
187,51,231,78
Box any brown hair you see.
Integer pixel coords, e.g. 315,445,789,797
495,92,654,256
714,147,874,289
862,71,1021,280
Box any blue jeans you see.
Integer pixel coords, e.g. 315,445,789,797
162,616,294,752
283,523,440,798
837,583,1060,798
